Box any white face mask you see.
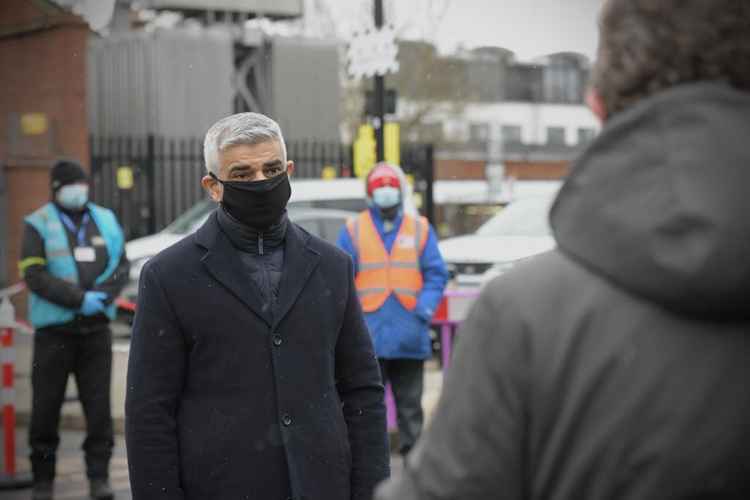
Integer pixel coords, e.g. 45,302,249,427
57,184,89,210
372,186,401,209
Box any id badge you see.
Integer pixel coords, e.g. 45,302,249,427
74,246,96,262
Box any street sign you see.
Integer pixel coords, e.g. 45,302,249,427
347,26,399,79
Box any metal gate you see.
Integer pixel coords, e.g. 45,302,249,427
91,135,434,240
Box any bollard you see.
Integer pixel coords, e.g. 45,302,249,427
0,290,33,490
2,327,17,476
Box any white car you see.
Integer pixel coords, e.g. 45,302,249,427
125,178,367,280
438,188,561,288
118,179,368,317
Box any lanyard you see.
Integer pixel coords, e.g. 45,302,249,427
59,212,90,247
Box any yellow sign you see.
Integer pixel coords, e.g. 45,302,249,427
321,165,338,180
384,122,400,166
116,166,135,190
353,124,376,178
20,113,48,136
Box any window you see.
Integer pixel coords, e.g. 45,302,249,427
501,125,523,145
546,127,566,146
577,127,596,145
469,122,490,143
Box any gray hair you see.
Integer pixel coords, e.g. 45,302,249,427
203,112,287,174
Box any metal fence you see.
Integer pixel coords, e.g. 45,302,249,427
90,135,367,240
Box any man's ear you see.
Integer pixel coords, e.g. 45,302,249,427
286,161,295,178
586,87,607,123
201,174,223,203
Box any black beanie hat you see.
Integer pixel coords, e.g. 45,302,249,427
50,159,87,193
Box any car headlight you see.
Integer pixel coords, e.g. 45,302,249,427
488,261,516,277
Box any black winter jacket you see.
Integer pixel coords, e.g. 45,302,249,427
376,83,750,500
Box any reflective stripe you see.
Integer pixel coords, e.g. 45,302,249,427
357,287,388,296
393,288,419,297
1,388,14,404
390,261,419,269
359,262,387,271
0,348,15,365
414,217,422,254
18,257,46,274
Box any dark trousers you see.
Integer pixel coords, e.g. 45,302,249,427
29,327,114,482
378,358,424,456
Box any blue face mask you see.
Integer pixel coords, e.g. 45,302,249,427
57,184,89,210
372,186,401,209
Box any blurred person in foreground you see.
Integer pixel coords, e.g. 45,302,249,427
20,159,129,500
125,112,389,500
376,1,750,499
337,163,448,457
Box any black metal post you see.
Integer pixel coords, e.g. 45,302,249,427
424,144,435,224
146,134,157,235
374,0,385,162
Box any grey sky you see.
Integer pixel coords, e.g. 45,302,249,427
317,0,603,61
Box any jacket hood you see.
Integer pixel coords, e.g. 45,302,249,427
551,83,750,320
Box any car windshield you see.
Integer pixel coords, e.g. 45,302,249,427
476,196,554,237
164,199,216,234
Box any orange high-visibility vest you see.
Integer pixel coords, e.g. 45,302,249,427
347,211,429,312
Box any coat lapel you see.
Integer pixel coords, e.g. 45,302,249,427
273,223,320,329
196,213,273,327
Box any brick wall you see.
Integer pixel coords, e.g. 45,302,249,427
435,159,486,180
505,160,570,180
0,0,89,313
435,158,570,181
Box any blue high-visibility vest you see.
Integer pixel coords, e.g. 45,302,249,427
24,202,124,328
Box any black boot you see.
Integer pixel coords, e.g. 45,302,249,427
32,481,54,500
89,478,115,500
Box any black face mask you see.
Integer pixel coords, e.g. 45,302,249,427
210,172,292,229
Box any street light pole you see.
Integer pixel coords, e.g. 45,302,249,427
374,0,385,162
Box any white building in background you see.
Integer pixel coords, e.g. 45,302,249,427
406,100,600,149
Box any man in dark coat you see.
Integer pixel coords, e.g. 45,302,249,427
125,112,389,500
376,1,750,499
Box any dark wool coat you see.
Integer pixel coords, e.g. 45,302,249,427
126,213,389,500
377,83,750,500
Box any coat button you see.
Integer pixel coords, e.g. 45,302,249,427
282,414,293,426
273,335,283,346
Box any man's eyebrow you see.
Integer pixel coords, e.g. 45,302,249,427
263,159,283,168
228,163,253,172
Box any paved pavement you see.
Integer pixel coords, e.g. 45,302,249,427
3,326,444,498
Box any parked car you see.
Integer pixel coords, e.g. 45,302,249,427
117,178,367,320
438,189,560,288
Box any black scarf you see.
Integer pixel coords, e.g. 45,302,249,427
216,206,288,256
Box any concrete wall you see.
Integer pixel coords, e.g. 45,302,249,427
0,0,89,311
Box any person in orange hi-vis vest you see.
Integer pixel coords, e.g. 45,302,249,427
337,163,448,457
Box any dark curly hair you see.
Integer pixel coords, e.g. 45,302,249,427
592,0,750,116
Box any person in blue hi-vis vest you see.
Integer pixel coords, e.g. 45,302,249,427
18,159,129,500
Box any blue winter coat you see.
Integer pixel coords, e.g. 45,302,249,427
337,207,449,360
